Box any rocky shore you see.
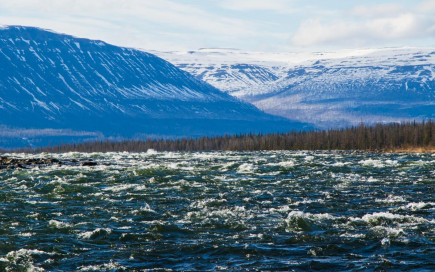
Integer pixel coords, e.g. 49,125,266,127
0,156,98,169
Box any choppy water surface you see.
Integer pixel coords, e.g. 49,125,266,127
0,151,434,271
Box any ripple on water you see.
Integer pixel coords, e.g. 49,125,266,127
0,151,433,271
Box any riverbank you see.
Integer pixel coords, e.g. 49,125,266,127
2,121,433,153
383,147,435,153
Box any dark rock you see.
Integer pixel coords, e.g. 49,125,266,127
47,158,60,164
0,156,99,169
82,161,97,166
0,157,65,169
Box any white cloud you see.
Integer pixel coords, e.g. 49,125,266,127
0,0,263,50
368,14,420,39
291,19,356,47
217,0,295,12
417,0,435,12
291,2,435,48
351,3,404,18
0,0,433,52
0,0,256,35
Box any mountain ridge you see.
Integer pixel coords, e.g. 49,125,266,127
155,47,435,128
0,26,308,148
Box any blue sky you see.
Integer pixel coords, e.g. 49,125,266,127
1,0,434,52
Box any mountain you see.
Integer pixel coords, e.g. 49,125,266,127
0,26,308,148
155,48,435,128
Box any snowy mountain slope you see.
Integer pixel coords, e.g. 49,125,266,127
153,49,292,96
156,48,435,128
0,26,307,148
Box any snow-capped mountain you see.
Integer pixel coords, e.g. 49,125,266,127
155,48,435,128
0,26,306,148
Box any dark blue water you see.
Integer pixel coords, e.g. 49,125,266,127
0,151,434,271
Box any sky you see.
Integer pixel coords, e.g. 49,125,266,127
0,0,434,52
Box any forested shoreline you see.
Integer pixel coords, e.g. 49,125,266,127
6,121,435,153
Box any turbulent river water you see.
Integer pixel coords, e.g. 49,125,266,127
0,151,434,271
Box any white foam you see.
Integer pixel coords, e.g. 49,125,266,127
78,228,112,239
375,195,406,203
367,176,379,182
102,183,141,192
268,160,295,168
286,210,338,221
402,202,433,211
78,260,126,271
146,149,157,155
339,233,365,239
190,198,228,209
360,212,427,224
137,203,155,213
269,205,291,213
184,205,252,224
372,226,405,238
237,163,255,173
381,237,390,246
385,159,399,166
331,162,349,167
220,162,237,170
6,249,50,256
3,249,53,272
359,159,385,168
304,156,314,162
291,198,326,206
48,219,72,229
19,232,34,237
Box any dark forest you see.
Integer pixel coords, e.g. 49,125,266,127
10,120,435,153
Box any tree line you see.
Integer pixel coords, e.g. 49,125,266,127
14,120,435,153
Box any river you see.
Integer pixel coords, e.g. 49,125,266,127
1,151,433,271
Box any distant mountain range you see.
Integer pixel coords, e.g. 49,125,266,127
155,48,435,128
0,26,307,148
